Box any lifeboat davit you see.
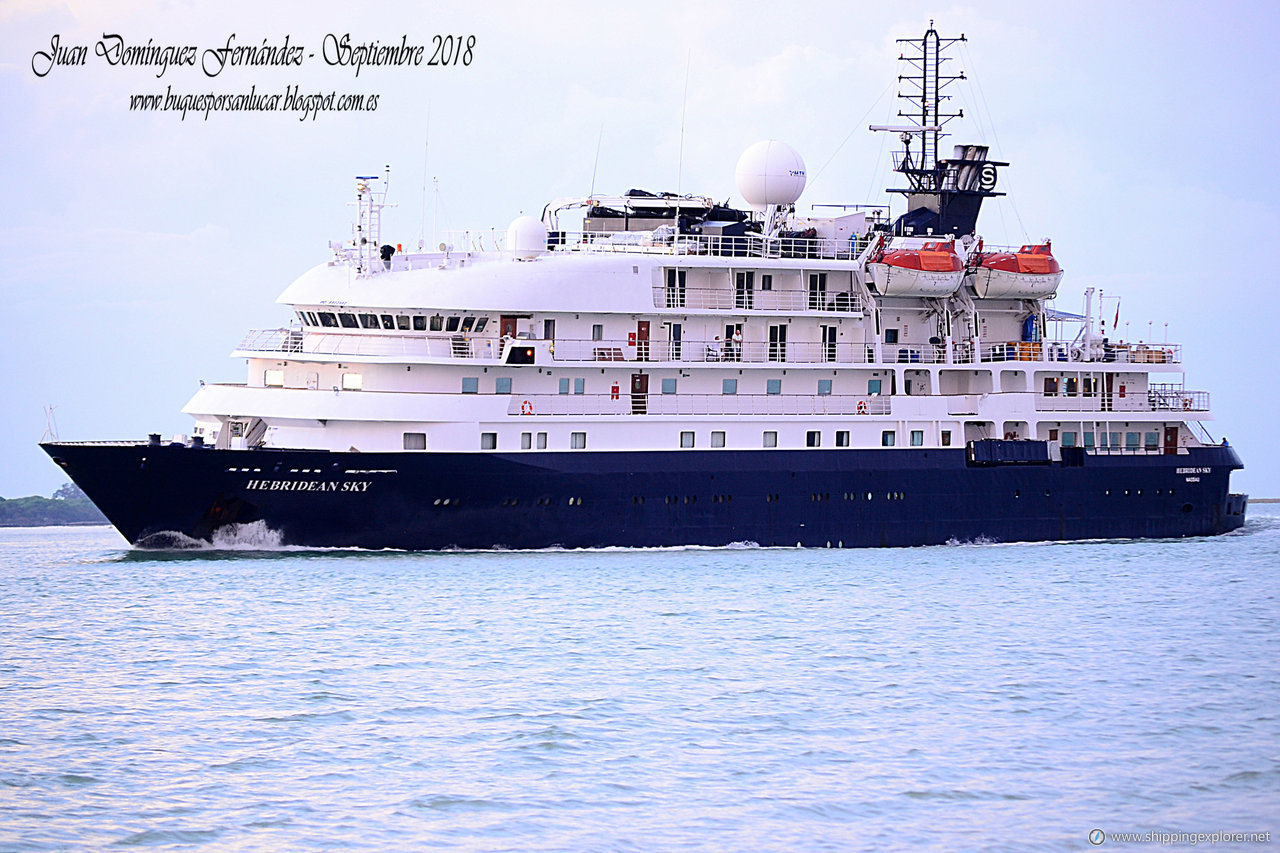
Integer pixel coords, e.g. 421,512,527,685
970,241,1063,299
867,238,965,297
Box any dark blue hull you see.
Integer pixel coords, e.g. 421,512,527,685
42,442,1246,549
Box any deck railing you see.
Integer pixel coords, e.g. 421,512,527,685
650,285,863,313
506,393,892,417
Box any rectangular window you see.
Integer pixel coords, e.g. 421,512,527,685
495,377,512,394
817,379,832,396
574,377,585,395
1065,377,1078,396
941,429,952,447
665,268,687,308
767,379,782,395
910,430,924,446
1044,377,1060,395
1083,431,1096,448
445,316,460,332
1109,432,1122,448
1125,431,1141,449
763,431,778,448
571,432,587,449
429,314,444,332
473,317,488,333
381,314,396,330
318,312,339,328
592,324,604,341
1144,431,1159,450
403,432,426,450
836,430,850,447
460,316,476,333
536,432,548,449
1082,378,1096,397
264,369,284,387
341,372,363,391
339,312,359,328
882,430,896,447
413,316,427,331
868,379,882,396
1062,431,1077,447
711,431,726,448
358,313,380,329
543,319,556,340
397,315,410,330
461,377,479,394
884,328,899,344
559,378,570,394
662,378,677,394
680,431,695,448
760,273,773,291
521,432,532,450
480,432,497,449
722,379,738,395
807,272,827,310
305,311,318,326
806,430,821,447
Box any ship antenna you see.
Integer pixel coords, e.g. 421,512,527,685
676,49,691,224
589,122,604,197
41,405,58,442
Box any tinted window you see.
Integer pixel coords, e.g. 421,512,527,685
460,316,476,332
413,316,426,331
318,312,338,327
359,313,380,329
474,317,488,333
381,314,395,330
339,313,359,328
396,315,410,330
445,316,461,332
430,315,444,331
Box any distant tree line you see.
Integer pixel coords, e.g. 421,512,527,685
0,483,108,526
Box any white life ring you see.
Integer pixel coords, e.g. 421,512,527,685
520,399,533,415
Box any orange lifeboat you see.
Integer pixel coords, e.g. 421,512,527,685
868,238,966,297
971,241,1063,299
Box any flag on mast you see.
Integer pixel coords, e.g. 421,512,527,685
1113,299,1120,331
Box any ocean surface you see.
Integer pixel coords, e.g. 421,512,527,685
2,509,1277,852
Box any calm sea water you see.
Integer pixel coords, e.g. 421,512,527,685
2,509,1278,852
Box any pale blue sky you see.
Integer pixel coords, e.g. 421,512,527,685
2,0,1277,497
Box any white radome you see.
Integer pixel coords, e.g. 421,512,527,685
506,215,548,259
735,140,807,209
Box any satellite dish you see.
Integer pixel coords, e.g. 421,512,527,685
735,140,806,209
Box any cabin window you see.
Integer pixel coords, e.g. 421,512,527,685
396,315,410,330
868,379,882,396
910,430,924,446
1126,432,1141,450
680,431,695,448
413,316,427,331
461,377,479,394
264,369,284,387
574,378,585,395
536,432,547,449
882,430,896,447
341,372,363,391
592,324,604,341
1065,377,1078,397
836,430,850,447
380,314,395,330
570,432,587,449
767,379,782,395
711,431,726,448
318,312,339,327
461,316,476,333
445,316,460,332
403,432,426,450
662,378,677,394
1083,432,1095,448
884,328,899,344
480,432,497,449
760,273,773,291
474,317,488,333
429,314,444,331
806,431,821,447
521,432,532,450
1062,431,1077,447
1043,377,1059,395
1082,378,1096,397
495,377,512,394
1145,432,1159,450
339,313,359,328
559,378,570,394
359,313,380,329
763,431,778,448
722,379,738,395
941,430,952,447
817,379,832,396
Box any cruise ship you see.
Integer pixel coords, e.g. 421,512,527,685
43,27,1247,549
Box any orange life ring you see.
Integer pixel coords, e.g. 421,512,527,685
856,400,868,415
520,399,533,415
1182,397,1192,411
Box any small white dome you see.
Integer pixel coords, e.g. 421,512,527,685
735,140,806,209
506,215,547,259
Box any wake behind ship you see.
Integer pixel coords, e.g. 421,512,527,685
43,26,1247,549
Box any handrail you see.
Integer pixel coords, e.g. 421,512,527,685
506,393,891,417
650,285,863,313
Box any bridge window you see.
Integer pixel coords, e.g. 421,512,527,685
413,316,427,331
381,314,395,330
429,314,444,331
461,316,476,333
397,315,410,330
339,313,359,328
445,316,460,332
358,313,380,329
318,312,339,327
